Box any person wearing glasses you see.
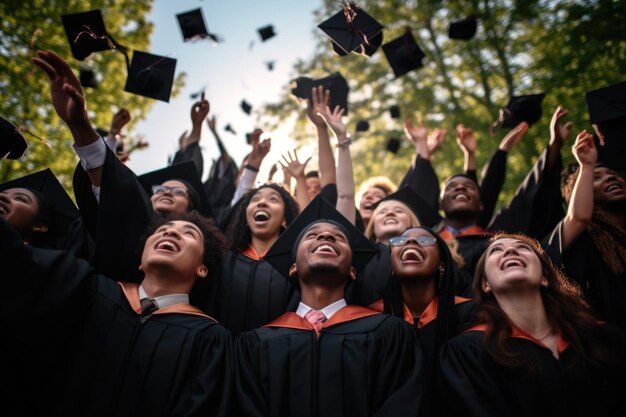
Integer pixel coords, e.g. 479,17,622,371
369,226,474,416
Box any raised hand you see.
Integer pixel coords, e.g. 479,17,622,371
550,105,573,148
427,128,446,155
572,130,597,167
317,105,347,139
207,115,217,132
247,129,270,169
499,121,529,152
191,92,210,127
404,118,428,145
31,50,88,127
455,124,476,154
280,150,311,179
110,108,131,137
306,86,330,128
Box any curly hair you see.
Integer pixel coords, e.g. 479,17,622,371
356,176,397,207
143,210,225,280
472,232,623,376
383,226,459,352
225,183,300,251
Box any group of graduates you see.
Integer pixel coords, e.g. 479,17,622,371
1,49,625,417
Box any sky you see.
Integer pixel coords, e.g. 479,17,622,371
126,0,323,182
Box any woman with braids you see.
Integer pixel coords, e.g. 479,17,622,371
209,183,300,336
438,232,625,417
369,226,474,417
544,130,626,334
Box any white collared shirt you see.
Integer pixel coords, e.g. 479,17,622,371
296,299,347,320
139,285,189,309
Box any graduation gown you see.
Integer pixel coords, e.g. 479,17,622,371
438,324,626,417
171,141,204,178
209,249,300,337
0,218,232,417
235,306,426,417
543,221,626,334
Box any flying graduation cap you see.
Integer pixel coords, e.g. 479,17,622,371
61,10,111,60
241,100,253,115
79,68,98,88
448,16,478,40
356,120,370,132
386,137,401,154
0,117,28,160
389,104,401,119
257,25,276,42
291,72,350,115
318,2,384,57
176,8,209,41
124,51,177,102
224,124,237,135
586,80,626,171
500,93,545,128
264,194,379,286
382,29,426,78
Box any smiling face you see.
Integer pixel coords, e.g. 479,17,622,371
359,186,388,222
0,188,48,240
592,166,626,207
441,176,482,217
245,186,286,240
290,222,355,284
141,220,207,280
150,180,191,215
481,237,546,295
390,227,440,280
372,200,418,244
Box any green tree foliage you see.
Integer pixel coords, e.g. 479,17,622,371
266,0,626,205
0,0,184,190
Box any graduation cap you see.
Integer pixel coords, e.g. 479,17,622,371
176,8,209,41
124,51,177,102
386,137,401,154
61,9,111,60
356,120,370,132
257,25,276,42
389,104,401,119
190,88,205,100
375,186,442,228
265,60,275,71
224,124,237,135
291,72,350,115
0,117,28,160
586,80,626,171
382,29,426,78
448,16,478,40
138,161,212,218
264,194,378,285
241,100,252,115
318,2,384,57
500,93,545,128
0,168,81,247
79,68,98,88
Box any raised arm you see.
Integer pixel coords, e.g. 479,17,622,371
280,150,312,210
230,129,271,206
182,92,210,151
456,124,477,175
307,86,336,187
548,106,574,170
561,130,596,248
104,108,131,153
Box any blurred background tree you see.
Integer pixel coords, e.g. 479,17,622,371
0,0,184,189
265,0,626,206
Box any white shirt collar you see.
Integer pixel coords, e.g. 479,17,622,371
296,299,347,320
139,285,189,309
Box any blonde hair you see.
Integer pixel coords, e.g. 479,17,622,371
356,176,398,207
364,200,421,242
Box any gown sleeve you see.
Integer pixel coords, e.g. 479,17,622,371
476,149,507,228
234,331,269,417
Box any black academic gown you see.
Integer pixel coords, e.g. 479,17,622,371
235,305,426,417
438,325,626,417
171,141,204,178
209,250,300,337
0,218,232,417
204,156,239,228
543,221,626,334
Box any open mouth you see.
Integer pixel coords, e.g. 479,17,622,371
453,193,470,202
157,197,175,204
253,210,270,222
500,258,526,270
606,183,623,193
383,217,398,225
312,243,338,255
155,239,180,253
400,247,425,262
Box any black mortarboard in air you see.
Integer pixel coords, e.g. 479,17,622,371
176,8,209,41
382,30,426,78
291,72,350,115
501,93,545,128
190,88,205,100
0,117,28,160
318,3,384,57
356,120,370,132
375,186,442,228
265,60,275,71
449,16,478,40
586,81,626,171
124,51,177,102
138,161,212,218
61,9,111,60
257,25,276,42
386,137,401,154
0,168,81,247
390,104,401,119
79,68,98,88
264,194,378,285
224,124,237,135
241,100,252,115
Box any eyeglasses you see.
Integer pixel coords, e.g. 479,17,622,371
389,236,437,247
152,185,188,196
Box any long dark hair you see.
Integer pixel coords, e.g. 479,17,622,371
383,226,458,351
473,232,623,375
225,183,299,251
